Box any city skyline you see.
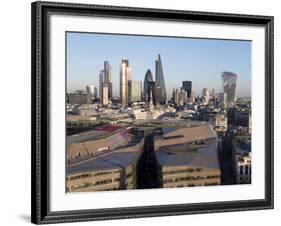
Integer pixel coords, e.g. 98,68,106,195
67,32,251,98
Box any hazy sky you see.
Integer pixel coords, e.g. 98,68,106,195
67,32,251,98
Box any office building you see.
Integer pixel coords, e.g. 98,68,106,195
119,59,131,106
143,69,154,101
86,85,97,99
221,71,238,105
232,139,251,184
67,138,144,192
104,61,112,98
248,110,252,135
69,90,91,105
102,83,109,106
154,123,221,188
147,81,156,105
99,69,104,98
155,54,167,105
202,88,210,105
215,112,228,133
216,92,227,107
128,80,142,103
178,89,188,106
182,81,192,98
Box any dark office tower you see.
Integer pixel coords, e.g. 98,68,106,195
182,81,192,98
143,69,153,101
155,54,167,105
104,61,112,98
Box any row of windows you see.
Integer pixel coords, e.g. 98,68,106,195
163,168,202,175
69,171,117,181
71,178,118,190
163,175,220,184
204,183,219,186
168,182,219,188
239,165,251,175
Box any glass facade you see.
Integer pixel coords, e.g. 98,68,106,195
155,54,167,105
221,71,238,105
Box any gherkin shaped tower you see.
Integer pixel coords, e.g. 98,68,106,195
143,69,153,101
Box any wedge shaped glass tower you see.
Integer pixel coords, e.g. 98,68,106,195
155,54,167,105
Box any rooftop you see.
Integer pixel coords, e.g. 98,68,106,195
155,139,219,169
66,139,144,175
233,139,251,155
155,123,217,149
155,124,219,169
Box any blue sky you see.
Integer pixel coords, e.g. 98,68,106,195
67,32,251,98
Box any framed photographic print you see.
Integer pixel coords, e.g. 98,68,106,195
31,1,274,224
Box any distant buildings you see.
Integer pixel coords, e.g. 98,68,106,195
128,80,142,103
202,88,210,105
104,61,112,98
69,90,91,105
172,87,188,106
155,54,167,105
102,83,109,106
143,69,154,102
182,81,192,98
120,59,131,106
214,112,228,133
86,85,97,99
99,69,104,98
222,71,238,106
216,92,227,107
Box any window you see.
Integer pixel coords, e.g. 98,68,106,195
245,165,249,175
96,179,112,185
239,165,243,175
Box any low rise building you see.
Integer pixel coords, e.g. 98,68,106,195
232,139,251,184
66,139,144,192
154,124,221,188
67,127,132,159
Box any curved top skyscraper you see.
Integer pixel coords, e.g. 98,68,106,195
155,54,167,105
143,69,153,101
221,71,238,105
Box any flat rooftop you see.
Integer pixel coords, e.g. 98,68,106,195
66,139,144,175
155,123,217,149
155,139,219,169
233,139,251,155
155,124,219,169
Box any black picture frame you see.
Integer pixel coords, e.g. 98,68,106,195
31,1,274,224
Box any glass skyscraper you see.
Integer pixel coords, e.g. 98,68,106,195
221,71,238,105
155,54,167,105
99,69,104,98
119,59,131,106
182,81,192,98
128,80,142,103
104,61,112,98
143,69,153,101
